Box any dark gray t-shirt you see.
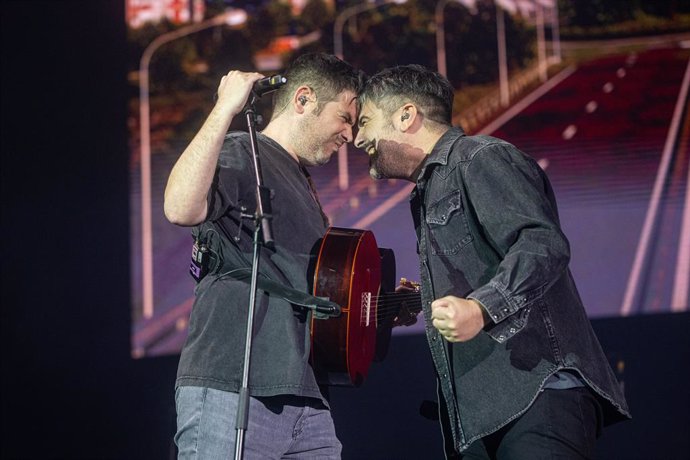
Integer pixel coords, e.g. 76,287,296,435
175,132,329,402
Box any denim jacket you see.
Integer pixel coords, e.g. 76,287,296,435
410,127,630,454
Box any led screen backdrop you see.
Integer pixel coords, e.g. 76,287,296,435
127,0,690,358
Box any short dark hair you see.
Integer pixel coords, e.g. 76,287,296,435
360,64,454,125
272,53,365,116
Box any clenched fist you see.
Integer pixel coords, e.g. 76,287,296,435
431,296,487,342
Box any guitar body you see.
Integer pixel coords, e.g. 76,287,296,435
311,227,381,386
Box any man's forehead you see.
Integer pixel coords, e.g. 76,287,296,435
334,89,357,104
331,91,357,110
321,90,355,110
358,101,380,119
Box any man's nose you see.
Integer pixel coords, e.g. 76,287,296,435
343,124,353,143
354,130,364,149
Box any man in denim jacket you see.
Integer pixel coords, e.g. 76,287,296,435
355,65,630,459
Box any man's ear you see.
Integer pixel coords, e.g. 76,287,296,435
398,104,417,131
294,86,314,113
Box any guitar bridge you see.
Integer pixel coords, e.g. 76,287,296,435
362,292,372,327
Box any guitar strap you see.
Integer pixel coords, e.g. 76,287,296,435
220,267,341,319
192,211,340,319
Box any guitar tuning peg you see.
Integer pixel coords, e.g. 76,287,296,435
399,278,421,291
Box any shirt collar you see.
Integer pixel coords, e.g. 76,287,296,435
417,126,466,180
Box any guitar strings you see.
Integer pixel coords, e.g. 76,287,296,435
353,292,423,323
371,293,421,305
369,293,420,306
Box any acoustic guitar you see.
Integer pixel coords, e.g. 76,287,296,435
310,227,421,386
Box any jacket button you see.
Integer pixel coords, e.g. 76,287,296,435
509,327,516,333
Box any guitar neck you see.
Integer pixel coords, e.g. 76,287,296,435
377,290,422,322
381,290,421,304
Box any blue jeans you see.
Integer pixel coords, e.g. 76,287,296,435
175,386,341,459
459,387,603,460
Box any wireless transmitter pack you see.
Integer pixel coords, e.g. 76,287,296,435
189,238,221,283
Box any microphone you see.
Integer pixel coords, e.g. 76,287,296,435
252,75,287,97
213,75,287,103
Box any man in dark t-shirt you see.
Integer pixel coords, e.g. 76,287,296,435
165,53,364,459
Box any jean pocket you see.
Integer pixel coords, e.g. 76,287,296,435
426,190,473,255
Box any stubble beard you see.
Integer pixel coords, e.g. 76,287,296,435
369,163,382,180
369,149,398,180
294,114,333,166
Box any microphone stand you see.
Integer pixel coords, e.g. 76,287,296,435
234,91,274,460
230,79,340,458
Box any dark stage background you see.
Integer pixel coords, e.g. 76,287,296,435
2,2,689,459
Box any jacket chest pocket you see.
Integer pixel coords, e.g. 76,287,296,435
425,190,473,255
